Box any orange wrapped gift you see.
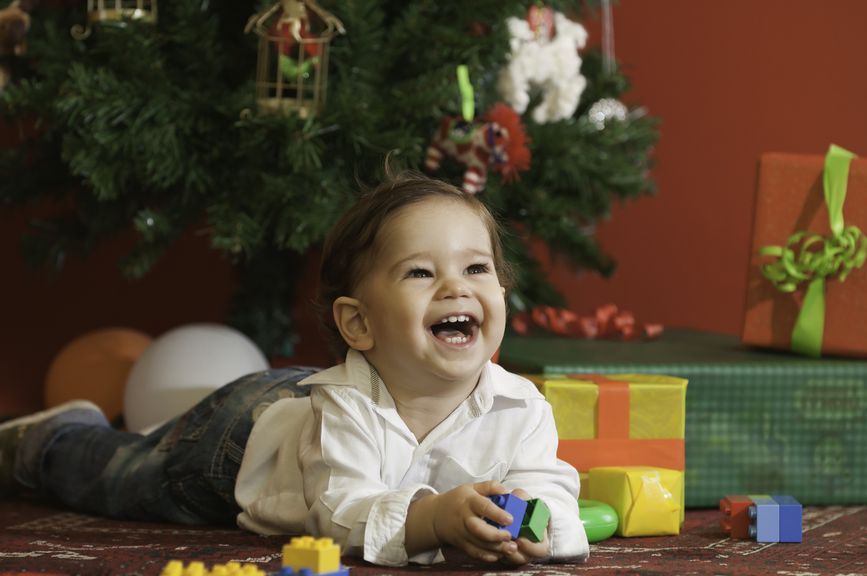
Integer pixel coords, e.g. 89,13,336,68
527,373,687,490
742,145,867,357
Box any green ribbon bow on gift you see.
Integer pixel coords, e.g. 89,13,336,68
760,144,867,357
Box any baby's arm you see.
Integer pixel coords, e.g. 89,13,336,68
301,389,408,562
498,400,589,563
405,480,518,562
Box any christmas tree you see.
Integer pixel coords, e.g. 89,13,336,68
0,0,658,357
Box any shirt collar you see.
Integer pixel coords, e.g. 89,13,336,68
300,350,539,412
471,361,540,414
298,348,372,390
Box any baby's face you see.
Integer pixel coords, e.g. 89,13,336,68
353,196,507,390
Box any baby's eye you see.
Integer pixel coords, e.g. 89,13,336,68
466,263,490,275
406,268,432,279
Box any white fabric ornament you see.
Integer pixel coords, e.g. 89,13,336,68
587,98,628,130
497,12,588,124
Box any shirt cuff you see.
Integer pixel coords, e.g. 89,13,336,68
363,485,438,566
547,504,590,562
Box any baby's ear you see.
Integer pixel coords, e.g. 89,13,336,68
333,296,374,351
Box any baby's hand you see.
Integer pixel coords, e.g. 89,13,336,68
431,480,518,562
498,488,551,565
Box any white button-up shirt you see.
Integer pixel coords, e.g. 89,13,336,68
235,350,589,566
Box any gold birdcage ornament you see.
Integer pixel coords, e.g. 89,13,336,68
245,0,345,118
72,0,157,39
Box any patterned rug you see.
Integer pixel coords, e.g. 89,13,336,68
0,498,864,576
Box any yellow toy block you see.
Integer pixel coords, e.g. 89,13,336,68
160,560,266,576
184,561,206,576
161,560,184,576
209,562,265,576
282,536,341,574
588,466,683,537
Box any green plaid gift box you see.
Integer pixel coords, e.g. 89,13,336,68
499,329,867,507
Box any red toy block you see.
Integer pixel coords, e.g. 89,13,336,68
720,495,753,539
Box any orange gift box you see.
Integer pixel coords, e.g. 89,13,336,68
527,374,687,477
742,148,867,357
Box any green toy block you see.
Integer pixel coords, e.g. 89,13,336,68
519,498,550,543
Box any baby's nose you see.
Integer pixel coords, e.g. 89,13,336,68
437,276,471,298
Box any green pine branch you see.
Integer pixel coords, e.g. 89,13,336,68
1,0,657,356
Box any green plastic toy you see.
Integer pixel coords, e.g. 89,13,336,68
520,498,551,542
578,499,619,542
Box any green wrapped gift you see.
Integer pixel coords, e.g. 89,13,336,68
500,328,867,507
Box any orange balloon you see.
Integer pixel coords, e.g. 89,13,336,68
44,328,153,422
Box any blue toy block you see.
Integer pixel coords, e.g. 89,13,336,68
279,568,349,576
772,495,803,543
487,494,529,539
748,495,779,543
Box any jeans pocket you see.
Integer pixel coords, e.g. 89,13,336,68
170,472,240,524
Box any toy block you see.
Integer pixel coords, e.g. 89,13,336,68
222,562,267,575
486,494,529,539
519,498,550,543
748,495,779,543
163,560,205,576
772,495,803,543
282,537,341,574
279,567,350,576
719,495,753,539
161,561,185,576
160,560,266,576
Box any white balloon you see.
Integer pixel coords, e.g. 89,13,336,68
124,323,269,433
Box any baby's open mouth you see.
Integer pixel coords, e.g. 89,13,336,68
430,314,479,345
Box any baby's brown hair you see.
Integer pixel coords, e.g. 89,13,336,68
316,169,514,359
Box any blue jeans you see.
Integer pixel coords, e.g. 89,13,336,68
34,367,316,525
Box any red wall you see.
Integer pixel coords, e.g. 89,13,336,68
563,0,867,334
3,0,867,415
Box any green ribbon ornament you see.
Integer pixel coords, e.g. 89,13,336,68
456,65,474,123
760,144,867,357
